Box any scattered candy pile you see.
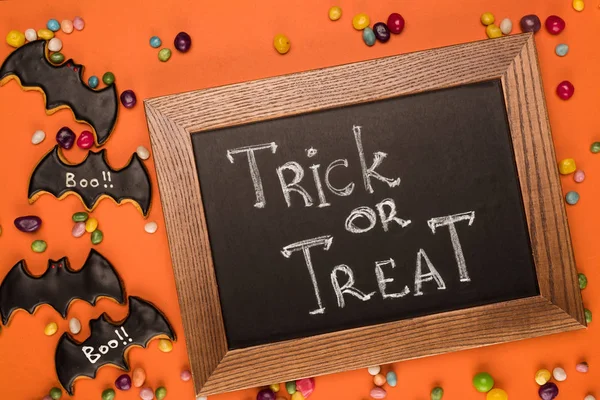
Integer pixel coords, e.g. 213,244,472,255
480,12,567,40
149,32,192,61
13,215,47,253
257,377,315,400
352,11,405,47
71,211,103,245
364,365,397,399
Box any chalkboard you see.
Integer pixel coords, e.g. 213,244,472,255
192,79,539,349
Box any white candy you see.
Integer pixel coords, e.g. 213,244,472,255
553,367,567,381
145,221,158,234
48,37,63,52
136,145,150,160
367,365,381,376
31,130,46,145
500,18,513,35
196,397,207,400
24,28,37,42
69,317,81,335
585,395,596,400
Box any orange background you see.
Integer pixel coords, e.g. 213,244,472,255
0,0,598,399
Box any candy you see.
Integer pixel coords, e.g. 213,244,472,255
553,367,567,381
137,145,150,160
43,396,52,400
328,6,342,21
77,130,94,149
370,387,387,399
14,216,42,232
32,240,48,253
538,382,558,400
181,370,192,381
88,76,99,89
486,388,507,400
387,13,405,34
91,229,103,245
103,72,115,85
73,17,85,31
6,30,25,48
72,212,89,222
273,34,291,54
558,158,576,175
48,37,63,52
368,366,381,375
535,369,551,385
557,81,574,100
473,372,494,393
579,273,588,289
50,53,65,64
362,27,376,46
386,371,397,387
38,29,55,40
591,142,600,153
56,127,76,149
373,373,386,386
481,12,495,26
158,48,172,62
45,322,58,336
566,191,579,205
486,25,502,39
574,170,585,183
155,387,167,400
573,0,585,11
115,374,132,390
158,338,173,352
50,387,62,399
133,367,146,387
102,388,116,400
585,396,596,400
24,28,37,42
174,32,192,53
431,387,444,400
291,393,305,400
140,387,154,400
270,383,280,392
500,18,512,35
555,44,569,57
85,217,98,232
352,13,370,30
69,317,81,334
120,90,137,108
545,16,565,35
576,362,589,373
61,20,74,34
373,23,390,43
585,308,592,323
257,389,276,400
150,36,162,48
32,130,46,144
286,381,296,394
520,15,541,33
72,221,86,237
47,19,60,32
296,378,315,398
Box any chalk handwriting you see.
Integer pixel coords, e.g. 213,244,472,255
82,327,133,364
65,171,113,189
331,265,375,308
277,161,314,207
325,159,355,197
353,125,401,194
414,248,446,296
375,259,410,299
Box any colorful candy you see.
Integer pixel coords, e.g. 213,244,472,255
6,30,25,48
473,372,494,393
538,382,558,400
584,396,596,400
555,44,569,57
285,381,296,394
368,366,381,375
328,6,342,21
103,72,115,85
50,53,65,64
174,32,192,53
387,13,405,34
37,28,55,40
486,25,502,39
158,338,173,352
565,191,579,205
180,370,192,381
574,170,585,183
481,12,495,26
150,36,162,48
73,16,85,31
558,158,576,175
535,368,551,385
120,90,137,109
72,212,88,222
373,23,390,42
556,80,574,100
144,222,158,234
431,387,444,400
155,387,167,400
158,48,172,62
585,308,592,323
370,387,387,399
137,145,150,160
49,387,62,399
373,373,386,386
88,76,99,89
291,393,305,400
133,367,146,387
47,19,60,32
32,240,48,253
24,28,37,42
500,18,513,35
139,387,154,400
576,362,589,373
362,27,376,46
32,130,46,144
77,130,94,149
273,34,291,54
115,374,132,390
56,126,76,149
61,20,74,34
579,273,588,289
296,378,315,398
91,229,103,245
486,388,507,400
386,371,397,387
48,37,63,52
270,383,280,392
545,16,565,35
520,14,541,33
591,142,600,153
14,215,42,232
45,322,58,336
352,13,370,30
69,317,81,334
102,389,116,400
85,217,98,233
257,389,276,400
552,367,567,381
572,0,585,11
72,223,86,238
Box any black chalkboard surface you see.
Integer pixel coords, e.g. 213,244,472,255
192,79,539,350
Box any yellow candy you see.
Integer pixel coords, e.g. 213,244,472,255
291,392,305,400
44,322,58,336
273,34,291,55
328,6,342,21
558,158,577,175
85,217,98,233
486,24,503,39
486,388,508,400
481,12,495,26
6,30,25,48
573,0,585,11
270,383,280,392
535,369,551,385
37,28,54,40
158,339,173,352
352,13,370,30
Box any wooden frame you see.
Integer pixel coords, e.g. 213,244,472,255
144,33,585,397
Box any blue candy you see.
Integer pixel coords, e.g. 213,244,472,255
555,44,569,57
363,27,376,47
149,36,162,48
47,19,60,32
386,371,397,387
88,75,99,89
566,191,580,205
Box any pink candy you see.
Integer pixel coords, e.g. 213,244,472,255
296,378,315,398
556,81,574,100
77,130,94,149
370,387,387,399
139,387,154,400
576,362,589,373
545,15,566,35
574,170,585,183
72,222,86,237
73,16,85,31
180,370,192,381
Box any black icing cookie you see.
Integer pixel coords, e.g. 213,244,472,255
55,296,176,395
29,145,152,217
0,249,125,325
0,40,118,146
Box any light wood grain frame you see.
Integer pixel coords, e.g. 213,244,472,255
144,33,585,397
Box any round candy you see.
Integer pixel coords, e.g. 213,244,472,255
538,382,558,400
61,20,74,34
387,13,405,34
14,215,42,232
73,16,85,31
473,372,494,393
47,19,60,32
32,130,46,144
328,6,342,21
174,31,192,53
373,373,386,386
69,317,81,334
49,387,62,399
558,158,576,175
591,142,600,153
6,30,25,48
370,387,387,399
77,130,94,149
290,392,304,400
37,28,54,40
91,229,103,245
352,13,370,30
43,396,53,400
285,381,296,394
103,72,115,85
579,273,588,289
32,240,48,253
45,322,58,336
545,16,565,35
500,18,513,35
88,76,99,89
72,211,89,222
120,90,137,108
362,27,376,47
373,22,390,43
386,371,397,387
486,388,507,400
486,24,502,39
431,386,444,400
573,0,585,11
115,374,132,390
257,388,276,400
72,222,86,238
24,28,37,42
585,396,596,400
576,362,589,373
555,44,569,57
270,383,280,392
102,389,115,400
181,370,192,381
155,387,167,400
86,218,98,233
48,37,63,52
520,14,541,33
50,53,65,64
481,12,495,26
535,369,551,385
158,48,172,62
145,222,158,234
585,308,592,323
565,191,579,205
273,34,291,54
150,36,162,48
158,338,173,352
574,170,585,183
137,145,150,160
56,127,76,149
133,367,146,387
557,81,574,100
368,366,381,375
139,387,154,400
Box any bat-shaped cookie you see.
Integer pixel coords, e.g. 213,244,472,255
55,296,176,394
0,249,125,325
0,40,118,146
29,145,152,217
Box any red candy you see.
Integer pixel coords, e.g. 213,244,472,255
387,13,405,34
77,130,94,149
296,378,315,398
556,81,574,100
545,15,565,35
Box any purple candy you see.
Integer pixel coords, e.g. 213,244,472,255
174,31,192,53
373,22,391,43
538,382,559,400
520,14,541,33
56,126,76,149
115,373,132,390
14,215,42,232
120,90,137,109
256,388,276,400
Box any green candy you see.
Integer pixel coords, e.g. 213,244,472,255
431,386,444,400
591,142,600,154
579,273,588,290
472,372,494,393
101,389,115,400
102,72,115,85
32,240,47,253
285,381,296,395
72,211,89,222
156,387,167,400
91,229,103,245
49,52,65,64
585,308,592,323
50,387,62,399
158,48,172,62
